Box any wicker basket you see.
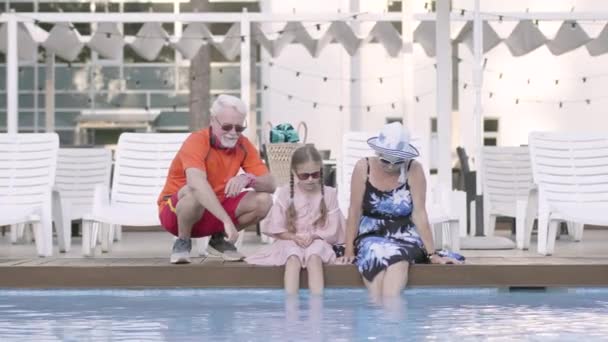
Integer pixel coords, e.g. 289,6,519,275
263,121,308,187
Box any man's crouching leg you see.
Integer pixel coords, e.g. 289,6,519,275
171,186,204,264
208,192,272,261
235,192,273,228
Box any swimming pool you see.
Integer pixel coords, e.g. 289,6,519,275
0,288,607,341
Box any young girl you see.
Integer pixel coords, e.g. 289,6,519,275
246,144,345,295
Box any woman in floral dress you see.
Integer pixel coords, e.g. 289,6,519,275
337,122,462,298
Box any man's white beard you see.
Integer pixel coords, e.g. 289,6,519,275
220,136,238,148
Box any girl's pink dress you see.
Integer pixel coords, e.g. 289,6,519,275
246,185,345,266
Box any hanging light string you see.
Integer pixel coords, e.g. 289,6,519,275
87,65,608,111
261,83,434,112
97,85,436,113
455,56,608,88
451,6,604,25
81,65,436,111
67,56,608,111
459,78,604,108
464,6,608,27
262,59,437,83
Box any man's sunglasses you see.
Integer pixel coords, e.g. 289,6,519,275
379,157,405,165
296,171,321,181
215,117,247,133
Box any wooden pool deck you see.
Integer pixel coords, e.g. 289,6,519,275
1,228,607,289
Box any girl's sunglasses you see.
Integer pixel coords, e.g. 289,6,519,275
296,171,321,180
215,117,247,133
379,157,405,165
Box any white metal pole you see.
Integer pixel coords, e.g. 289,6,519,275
174,0,182,98
6,12,19,134
401,0,414,129
349,0,362,131
90,1,97,116
33,0,39,132
45,52,55,133
473,0,484,236
436,0,452,193
240,8,254,143
33,0,41,133
473,0,483,195
33,49,39,132
119,1,125,88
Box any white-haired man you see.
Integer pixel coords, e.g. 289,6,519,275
158,94,275,263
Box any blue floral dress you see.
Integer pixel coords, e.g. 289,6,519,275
354,158,428,282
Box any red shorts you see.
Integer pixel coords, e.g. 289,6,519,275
159,192,248,238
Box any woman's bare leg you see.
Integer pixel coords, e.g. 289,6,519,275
363,270,386,299
381,261,409,297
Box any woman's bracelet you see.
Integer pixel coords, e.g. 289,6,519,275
426,250,440,259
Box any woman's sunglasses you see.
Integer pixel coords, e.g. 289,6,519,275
296,171,321,181
215,117,247,133
379,157,405,165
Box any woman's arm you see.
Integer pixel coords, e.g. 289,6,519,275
342,159,368,259
407,161,437,254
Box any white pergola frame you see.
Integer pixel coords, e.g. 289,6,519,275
2,7,607,206
1,11,414,141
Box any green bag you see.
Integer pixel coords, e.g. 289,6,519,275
269,123,301,143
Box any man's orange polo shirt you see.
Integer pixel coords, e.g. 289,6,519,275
157,128,268,213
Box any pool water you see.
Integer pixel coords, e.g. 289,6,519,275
0,288,607,341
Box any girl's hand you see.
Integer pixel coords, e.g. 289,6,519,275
294,234,313,248
293,235,310,248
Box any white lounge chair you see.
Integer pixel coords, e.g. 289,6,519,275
81,133,190,256
0,133,59,257
338,132,465,251
53,148,113,253
528,132,608,255
482,146,536,249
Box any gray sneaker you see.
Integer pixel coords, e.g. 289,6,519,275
170,238,192,264
208,233,244,261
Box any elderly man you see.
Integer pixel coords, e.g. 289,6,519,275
158,94,275,263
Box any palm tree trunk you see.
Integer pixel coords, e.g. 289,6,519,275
189,0,211,130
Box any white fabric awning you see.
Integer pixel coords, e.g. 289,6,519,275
88,23,124,60
4,19,608,61
42,24,84,61
0,22,38,61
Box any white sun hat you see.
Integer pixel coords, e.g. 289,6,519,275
367,122,420,160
